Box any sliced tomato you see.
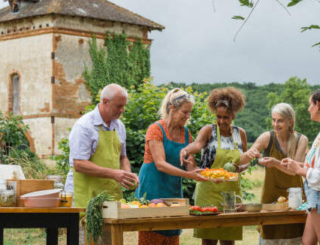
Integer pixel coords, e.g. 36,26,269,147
212,206,218,213
200,207,208,212
191,206,201,211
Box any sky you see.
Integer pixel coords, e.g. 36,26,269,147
1,0,320,86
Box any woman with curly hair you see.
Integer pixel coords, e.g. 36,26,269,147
180,87,258,245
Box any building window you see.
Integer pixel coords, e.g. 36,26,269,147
12,74,20,115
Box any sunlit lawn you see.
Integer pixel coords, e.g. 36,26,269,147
3,167,265,245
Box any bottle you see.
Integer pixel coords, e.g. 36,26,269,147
288,187,302,209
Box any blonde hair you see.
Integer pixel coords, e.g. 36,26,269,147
272,103,297,158
158,88,195,119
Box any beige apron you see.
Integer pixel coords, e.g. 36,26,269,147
194,125,242,240
258,131,304,239
73,126,123,212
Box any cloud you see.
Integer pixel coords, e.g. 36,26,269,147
1,0,319,85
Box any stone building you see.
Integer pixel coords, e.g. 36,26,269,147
0,0,163,161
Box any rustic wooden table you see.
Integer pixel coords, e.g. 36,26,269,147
0,207,85,245
103,210,307,245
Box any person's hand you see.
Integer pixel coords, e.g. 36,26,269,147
183,155,195,167
258,157,275,168
281,158,300,174
113,170,139,189
245,148,262,161
187,168,209,182
233,164,245,173
180,148,189,166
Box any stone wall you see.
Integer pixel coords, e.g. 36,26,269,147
0,14,149,159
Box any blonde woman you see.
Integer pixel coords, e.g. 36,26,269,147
248,103,308,245
135,88,207,245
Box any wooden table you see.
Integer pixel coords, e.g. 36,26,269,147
103,210,307,245
0,207,85,245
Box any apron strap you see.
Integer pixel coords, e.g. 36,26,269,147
155,122,167,140
156,122,189,144
216,125,238,150
184,126,189,144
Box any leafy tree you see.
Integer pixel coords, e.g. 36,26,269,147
0,111,30,162
230,0,320,48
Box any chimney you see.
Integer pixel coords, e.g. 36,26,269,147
8,0,40,13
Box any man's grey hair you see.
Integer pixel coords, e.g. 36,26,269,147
100,84,128,101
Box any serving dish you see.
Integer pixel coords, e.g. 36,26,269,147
20,189,61,198
22,197,61,207
20,189,62,207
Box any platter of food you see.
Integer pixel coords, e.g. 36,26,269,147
200,168,239,182
189,206,220,216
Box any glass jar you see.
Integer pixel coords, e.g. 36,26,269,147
0,189,16,207
288,187,302,209
47,175,64,189
59,191,73,207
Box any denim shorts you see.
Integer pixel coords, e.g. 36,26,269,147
304,180,320,214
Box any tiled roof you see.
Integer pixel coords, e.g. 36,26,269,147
0,0,164,30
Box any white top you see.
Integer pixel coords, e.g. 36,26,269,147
304,132,320,191
65,105,127,193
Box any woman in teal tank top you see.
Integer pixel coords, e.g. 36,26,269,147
135,88,208,245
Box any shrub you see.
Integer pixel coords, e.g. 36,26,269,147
0,111,29,163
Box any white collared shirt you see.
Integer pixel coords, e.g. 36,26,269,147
65,105,126,192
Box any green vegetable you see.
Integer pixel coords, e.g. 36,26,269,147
125,192,150,205
86,191,114,243
127,181,137,191
223,162,237,172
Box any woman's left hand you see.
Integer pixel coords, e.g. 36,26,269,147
258,157,275,168
281,158,300,174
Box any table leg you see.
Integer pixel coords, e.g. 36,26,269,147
0,228,3,245
110,225,123,245
46,228,58,245
67,217,79,245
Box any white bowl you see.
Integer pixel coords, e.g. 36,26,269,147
20,189,62,198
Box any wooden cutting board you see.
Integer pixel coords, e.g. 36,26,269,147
262,203,288,211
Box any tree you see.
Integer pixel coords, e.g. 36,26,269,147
230,0,320,48
0,111,30,162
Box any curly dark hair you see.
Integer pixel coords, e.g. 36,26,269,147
208,87,246,115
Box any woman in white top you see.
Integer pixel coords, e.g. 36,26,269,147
281,89,320,245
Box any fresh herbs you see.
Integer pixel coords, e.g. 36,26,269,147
123,192,150,205
86,191,114,243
